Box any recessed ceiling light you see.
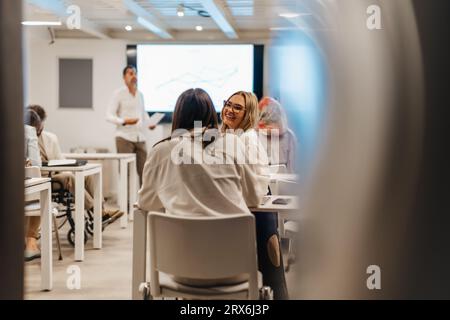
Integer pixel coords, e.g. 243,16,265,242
22,21,62,26
177,4,185,17
270,27,299,31
279,13,301,19
195,25,203,31
125,25,133,31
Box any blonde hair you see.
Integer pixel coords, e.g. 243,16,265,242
221,91,259,132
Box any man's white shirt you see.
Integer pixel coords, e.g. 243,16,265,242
106,86,151,142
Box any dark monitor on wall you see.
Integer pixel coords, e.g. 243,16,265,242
126,44,264,123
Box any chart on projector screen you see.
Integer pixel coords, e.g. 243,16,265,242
137,45,254,112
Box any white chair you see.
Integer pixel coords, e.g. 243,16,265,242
140,212,273,300
25,167,63,260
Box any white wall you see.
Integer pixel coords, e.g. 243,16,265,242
25,31,167,153
25,29,269,152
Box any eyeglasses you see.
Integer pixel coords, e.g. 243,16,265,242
223,100,246,113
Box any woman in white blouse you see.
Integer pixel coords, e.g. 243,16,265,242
221,91,289,299
137,88,268,287
138,88,268,216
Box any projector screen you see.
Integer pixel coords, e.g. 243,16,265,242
136,44,254,112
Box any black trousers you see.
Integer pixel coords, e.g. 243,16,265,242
253,212,289,300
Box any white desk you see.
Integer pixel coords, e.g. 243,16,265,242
250,195,299,219
25,178,52,291
63,153,137,229
130,195,300,299
41,164,102,261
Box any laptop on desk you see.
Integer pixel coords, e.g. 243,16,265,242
42,159,88,167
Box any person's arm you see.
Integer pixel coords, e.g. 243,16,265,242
235,137,269,207
25,126,42,167
106,90,125,125
137,149,164,212
139,92,155,130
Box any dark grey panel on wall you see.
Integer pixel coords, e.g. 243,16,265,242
59,58,93,109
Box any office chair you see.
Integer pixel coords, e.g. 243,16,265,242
140,212,273,300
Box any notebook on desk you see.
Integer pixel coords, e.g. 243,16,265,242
42,159,88,167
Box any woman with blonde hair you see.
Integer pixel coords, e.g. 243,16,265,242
221,91,289,299
221,91,268,167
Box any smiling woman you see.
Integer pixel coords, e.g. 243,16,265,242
221,91,258,132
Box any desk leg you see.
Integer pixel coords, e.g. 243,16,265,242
40,186,52,291
132,210,147,300
128,160,137,222
93,171,102,249
119,160,128,229
75,172,85,261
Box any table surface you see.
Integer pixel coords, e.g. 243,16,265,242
63,153,136,160
252,195,299,212
268,173,299,182
41,163,102,172
25,177,51,188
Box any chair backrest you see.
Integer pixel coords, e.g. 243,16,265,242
148,212,259,298
25,166,41,178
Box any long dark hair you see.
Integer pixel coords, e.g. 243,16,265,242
155,88,219,148
171,88,218,132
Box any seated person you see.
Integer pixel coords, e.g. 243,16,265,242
137,88,268,287
220,91,289,299
24,110,43,261
24,110,42,167
257,97,298,173
26,105,123,228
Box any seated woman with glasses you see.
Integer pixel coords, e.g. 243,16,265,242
137,88,268,287
222,92,269,169
221,91,289,300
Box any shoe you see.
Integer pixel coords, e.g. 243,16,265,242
102,209,119,222
24,250,41,262
108,211,124,224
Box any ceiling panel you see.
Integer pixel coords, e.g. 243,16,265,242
24,0,325,39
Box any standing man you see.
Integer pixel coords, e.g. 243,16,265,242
107,65,156,185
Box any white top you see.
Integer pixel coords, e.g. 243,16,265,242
239,129,270,175
137,131,269,217
39,131,64,161
259,129,297,173
106,86,151,143
24,125,41,167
